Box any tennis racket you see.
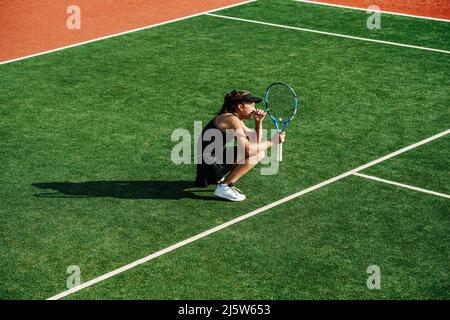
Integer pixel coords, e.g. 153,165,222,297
264,82,298,161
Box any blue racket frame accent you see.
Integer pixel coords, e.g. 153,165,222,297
264,82,298,133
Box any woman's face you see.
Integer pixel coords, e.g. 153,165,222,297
238,102,256,119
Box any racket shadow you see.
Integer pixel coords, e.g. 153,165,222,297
32,180,225,201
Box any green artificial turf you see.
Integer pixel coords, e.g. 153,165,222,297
220,0,450,51
362,137,450,195
69,176,450,299
0,0,448,299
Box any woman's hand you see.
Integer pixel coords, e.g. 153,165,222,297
253,109,266,123
278,132,286,144
271,131,285,144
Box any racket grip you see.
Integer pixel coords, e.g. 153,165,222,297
278,141,283,162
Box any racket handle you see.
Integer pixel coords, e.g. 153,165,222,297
278,141,283,162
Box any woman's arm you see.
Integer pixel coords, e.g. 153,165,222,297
253,109,265,143
242,109,266,143
228,116,274,157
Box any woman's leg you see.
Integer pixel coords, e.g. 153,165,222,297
222,151,264,185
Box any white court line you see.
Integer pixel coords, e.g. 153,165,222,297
293,0,450,23
206,14,450,54
0,0,257,66
47,128,449,300
353,172,450,199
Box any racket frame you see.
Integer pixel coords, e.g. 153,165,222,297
264,82,298,161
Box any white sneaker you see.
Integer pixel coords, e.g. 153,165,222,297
214,184,246,202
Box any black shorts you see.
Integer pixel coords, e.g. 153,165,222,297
194,147,238,187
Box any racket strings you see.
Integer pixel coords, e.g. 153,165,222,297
267,85,296,122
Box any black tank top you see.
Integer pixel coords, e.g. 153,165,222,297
194,115,236,187
200,116,233,156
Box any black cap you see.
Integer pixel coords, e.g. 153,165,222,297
231,92,262,103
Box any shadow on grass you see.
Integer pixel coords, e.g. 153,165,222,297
32,181,224,201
